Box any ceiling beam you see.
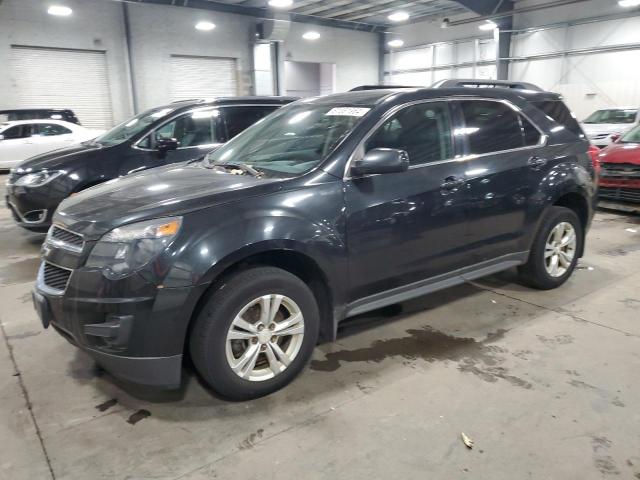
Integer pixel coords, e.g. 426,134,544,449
451,0,513,16
114,0,387,31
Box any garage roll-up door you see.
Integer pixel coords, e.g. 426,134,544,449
170,55,238,101
10,46,113,129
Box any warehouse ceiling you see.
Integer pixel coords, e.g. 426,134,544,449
214,0,469,26
121,0,515,30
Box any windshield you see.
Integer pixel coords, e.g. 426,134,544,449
620,125,640,143
204,104,370,177
583,109,638,124
95,107,176,146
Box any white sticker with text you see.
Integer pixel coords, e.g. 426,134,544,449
325,107,371,117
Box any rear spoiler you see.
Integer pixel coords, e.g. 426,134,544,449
432,79,544,92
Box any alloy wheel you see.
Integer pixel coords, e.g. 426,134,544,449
544,221,577,278
225,294,305,382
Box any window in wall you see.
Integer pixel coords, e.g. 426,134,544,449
366,102,453,165
35,123,72,136
155,109,221,148
459,100,540,155
223,106,279,140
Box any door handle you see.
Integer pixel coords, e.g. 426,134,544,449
527,156,547,170
440,176,466,190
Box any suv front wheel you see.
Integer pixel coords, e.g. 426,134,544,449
518,206,583,290
190,266,320,400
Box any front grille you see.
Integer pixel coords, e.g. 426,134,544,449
601,163,640,178
48,226,84,252
43,263,72,292
599,187,640,203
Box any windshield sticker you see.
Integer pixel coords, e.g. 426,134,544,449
325,107,371,117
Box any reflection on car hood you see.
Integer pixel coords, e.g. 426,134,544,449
55,163,282,238
14,142,109,172
599,142,640,165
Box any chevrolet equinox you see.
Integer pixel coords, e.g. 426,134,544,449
33,81,597,400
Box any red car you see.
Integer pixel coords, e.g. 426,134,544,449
598,125,640,211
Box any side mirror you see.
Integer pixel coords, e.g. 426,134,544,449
610,134,621,143
156,137,179,152
0,134,4,141
351,148,410,177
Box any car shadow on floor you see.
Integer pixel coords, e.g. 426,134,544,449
74,279,517,409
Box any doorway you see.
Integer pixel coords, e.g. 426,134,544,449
284,61,335,97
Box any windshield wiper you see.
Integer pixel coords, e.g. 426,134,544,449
209,162,263,178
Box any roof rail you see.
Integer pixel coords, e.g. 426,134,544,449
350,85,422,91
432,79,544,92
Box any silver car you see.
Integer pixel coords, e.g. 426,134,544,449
581,107,639,148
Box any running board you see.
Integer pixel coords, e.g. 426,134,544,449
345,252,528,317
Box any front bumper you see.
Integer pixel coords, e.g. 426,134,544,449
598,178,640,204
33,260,205,389
5,182,68,232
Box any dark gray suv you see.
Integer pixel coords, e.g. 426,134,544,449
33,81,597,400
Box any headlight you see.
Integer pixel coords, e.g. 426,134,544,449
14,170,64,187
86,217,182,279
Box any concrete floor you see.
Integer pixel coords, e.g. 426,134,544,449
1,179,639,480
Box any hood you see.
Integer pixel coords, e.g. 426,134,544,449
15,141,114,172
599,142,640,165
581,123,634,136
55,163,282,238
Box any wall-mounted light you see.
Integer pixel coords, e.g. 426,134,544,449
302,31,321,40
387,39,405,48
47,5,72,16
195,21,216,31
388,11,410,22
619,0,640,7
479,21,497,31
268,0,294,7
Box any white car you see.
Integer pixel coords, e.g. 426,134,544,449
0,119,104,170
581,107,639,148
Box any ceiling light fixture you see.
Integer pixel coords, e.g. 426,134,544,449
195,21,216,31
479,21,497,31
302,31,321,40
47,5,72,16
388,11,410,22
268,0,294,7
387,39,405,48
619,0,640,7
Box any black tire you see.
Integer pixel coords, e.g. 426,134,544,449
518,206,583,290
189,266,320,401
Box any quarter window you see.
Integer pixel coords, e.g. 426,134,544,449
459,100,541,155
155,108,222,148
365,102,453,166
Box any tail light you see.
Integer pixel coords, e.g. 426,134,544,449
588,145,601,175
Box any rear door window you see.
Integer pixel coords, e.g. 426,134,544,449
459,100,541,155
2,125,32,139
223,105,279,140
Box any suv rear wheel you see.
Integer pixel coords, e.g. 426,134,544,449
518,206,583,290
190,266,320,400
